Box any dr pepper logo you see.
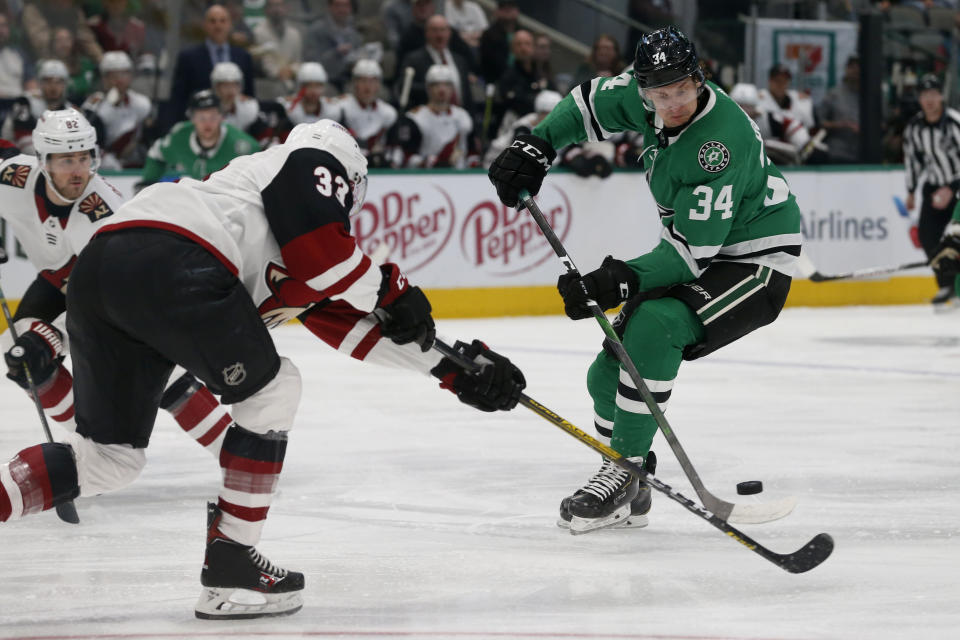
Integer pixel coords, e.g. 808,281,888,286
351,185,455,273
460,184,572,276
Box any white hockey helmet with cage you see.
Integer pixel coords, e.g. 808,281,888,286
100,51,133,75
211,61,244,85
286,119,368,216
297,62,328,85
352,59,382,79
32,108,100,202
38,59,69,81
425,64,455,86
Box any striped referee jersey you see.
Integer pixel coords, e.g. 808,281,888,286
903,107,960,193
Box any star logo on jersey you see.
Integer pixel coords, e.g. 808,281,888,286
78,193,114,222
0,163,31,188
698,141,730,173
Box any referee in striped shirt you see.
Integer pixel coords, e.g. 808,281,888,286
903,73,960,308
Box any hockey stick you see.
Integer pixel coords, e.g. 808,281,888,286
807,260,929,282
432,339,833,573
518,190,796,525
0,247,80,524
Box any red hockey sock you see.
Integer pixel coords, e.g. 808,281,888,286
216,425,286,545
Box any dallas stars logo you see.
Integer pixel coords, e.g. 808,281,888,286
698,141,730,173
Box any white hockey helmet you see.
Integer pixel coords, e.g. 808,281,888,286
286,119,368,216
100,50,133,75
425,64,455,86
352,59,382,79
211,61,243,85
534,90,562,114
38,59,69,81
32,108,100,201
729,83,759,108
297,62,328,85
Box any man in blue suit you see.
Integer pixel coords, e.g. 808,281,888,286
165,4,255,132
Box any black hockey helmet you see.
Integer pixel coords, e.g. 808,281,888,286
632,26,704,90
189,89,220,113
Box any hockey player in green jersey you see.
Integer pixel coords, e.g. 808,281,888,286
141,89,258,185
931,202,960,297
489,26,803,533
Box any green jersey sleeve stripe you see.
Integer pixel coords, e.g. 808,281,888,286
661,222,704,276
572,81,604,142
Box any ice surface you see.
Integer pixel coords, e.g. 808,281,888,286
1,306,958,640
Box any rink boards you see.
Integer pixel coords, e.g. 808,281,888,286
0,166,934,320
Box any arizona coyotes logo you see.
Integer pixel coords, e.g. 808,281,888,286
78,193,114,222
0,163,31,188
257,262,325,329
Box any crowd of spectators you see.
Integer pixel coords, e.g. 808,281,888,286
0,0,957,181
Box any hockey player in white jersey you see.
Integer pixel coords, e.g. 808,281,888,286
397,64,476,168
337,59,397,167
211,61,292,149
1,60,72,152
0,109,237,454
0,119,526,619
81,51,152,169
281,62,341,126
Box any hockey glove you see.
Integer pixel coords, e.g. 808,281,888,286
430,339,526,412
488,133,556,208
4,319,65,389
931,222,960,279
376,286,436,352
556,256,639,320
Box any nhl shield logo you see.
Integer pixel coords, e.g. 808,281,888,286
698,141,730,173
79,193,114,222
222,362,246,386
0,163,31,188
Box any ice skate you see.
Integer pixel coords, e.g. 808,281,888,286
931,286,958,313
557,451,657,534
195,503,304,620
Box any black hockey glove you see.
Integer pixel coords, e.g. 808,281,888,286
556,256,639,320
4,320,65,389
376,286,436,352
430,339,526,412
488,133,556,208
931,223,960,279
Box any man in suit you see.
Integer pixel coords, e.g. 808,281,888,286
165,3,255,132
397,14,475,117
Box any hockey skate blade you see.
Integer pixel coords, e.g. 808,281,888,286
195,587,303,620
568,504,631,535
726,495,798,525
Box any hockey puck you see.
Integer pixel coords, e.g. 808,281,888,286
736,481,763,495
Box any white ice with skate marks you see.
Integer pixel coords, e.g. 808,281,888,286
1,306,959,639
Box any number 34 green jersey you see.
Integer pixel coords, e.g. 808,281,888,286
532,75,802,291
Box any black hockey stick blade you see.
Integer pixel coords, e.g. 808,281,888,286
772,533,834,574
55,501,80,524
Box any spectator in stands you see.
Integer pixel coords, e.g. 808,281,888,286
533,33,556,91
381,0,414,51
757,63,816,130
51,26,97,103
393,63,477,168
338,59,397,167
304,0,364,91
817,55,861,164
445,0,487,49
480,0,519,83
398,0,476,75
211,61,292,148
81,50,151,169
280,62,342,125
252,0,302,94
398,14,473,113
21,0,103,64
87,0,146,62
1,59,85,152
0,12,35,123
573,34,623,86
166,4,256,132
142,89,257,185
223,0,254,49
493,29,553,137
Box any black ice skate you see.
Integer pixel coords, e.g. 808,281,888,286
195,502,304,620
558,452,657,534
931,286,958,313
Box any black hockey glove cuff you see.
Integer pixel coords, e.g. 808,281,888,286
430,339,526,412
488,133,556,208
375,286,436,352
931,223,960,279
4,320,65,389
556,256,639,320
